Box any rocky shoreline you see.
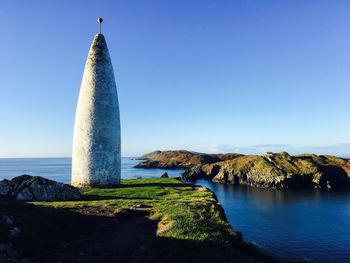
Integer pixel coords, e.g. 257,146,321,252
136,150,350,190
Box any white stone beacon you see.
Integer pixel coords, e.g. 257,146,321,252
71,18,121,187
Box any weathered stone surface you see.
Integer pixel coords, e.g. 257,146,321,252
8,227,21,238
0,175,81,201
72,33,121,187
0,179,11,196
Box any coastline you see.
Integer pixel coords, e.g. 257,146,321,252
136,150,350,190
3,157,350,261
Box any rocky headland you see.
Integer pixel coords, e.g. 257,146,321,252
136,150,350,190
135,150,242,169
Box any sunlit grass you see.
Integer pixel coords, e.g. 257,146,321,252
35,178,234,242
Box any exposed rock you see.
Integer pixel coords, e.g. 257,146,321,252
183,164,221,181
182,152,350,190
0,215,14,225
8,227,21,238
160,172,169,178
0,243,20,261
0,175,81,201
135,150,242,169
0,179,11,196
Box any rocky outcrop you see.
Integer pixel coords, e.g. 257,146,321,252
160,172,169,178
0,175,81,201
135,150,242,169
182,152,350,190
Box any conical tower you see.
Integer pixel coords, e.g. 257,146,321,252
71,18,121,187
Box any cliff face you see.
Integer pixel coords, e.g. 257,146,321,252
135,150,350,190
135,150,242,169
183,152,350,189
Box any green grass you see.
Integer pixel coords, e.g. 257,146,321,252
1,178,277,262
36,178,235,243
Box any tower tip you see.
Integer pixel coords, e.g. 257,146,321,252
97,17,103,34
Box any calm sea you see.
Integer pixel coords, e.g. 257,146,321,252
1,157,350,263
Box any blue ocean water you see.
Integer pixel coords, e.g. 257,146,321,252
1,157,350,262
0,157,184,183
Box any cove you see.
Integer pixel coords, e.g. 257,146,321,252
197,179,350,262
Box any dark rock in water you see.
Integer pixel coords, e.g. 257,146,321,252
160,172,169,178
0,175,81,201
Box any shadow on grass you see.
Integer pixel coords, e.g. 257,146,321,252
0,200,278,263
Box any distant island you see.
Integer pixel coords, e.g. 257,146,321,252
136,150,350,190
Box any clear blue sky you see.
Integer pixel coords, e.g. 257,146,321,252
1,0,350,157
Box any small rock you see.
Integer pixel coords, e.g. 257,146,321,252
160,172,169,178
0,215,14,225
0,179,11,196
134,204,151,209
0,243,20,261
8,227,21,238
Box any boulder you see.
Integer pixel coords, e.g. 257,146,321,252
160,172,169,178
8,227,21,238
0,175,81,201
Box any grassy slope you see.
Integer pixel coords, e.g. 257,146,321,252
198,152,350,188
1,178,276,262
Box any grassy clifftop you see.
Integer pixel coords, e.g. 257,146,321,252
0,178,275,262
